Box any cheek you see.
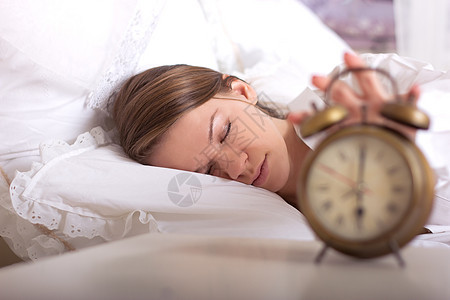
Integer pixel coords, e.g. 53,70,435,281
269,140,290,191
260,128,291,192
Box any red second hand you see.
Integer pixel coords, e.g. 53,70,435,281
317,163,372,194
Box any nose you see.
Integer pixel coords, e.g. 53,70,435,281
216,147,247,181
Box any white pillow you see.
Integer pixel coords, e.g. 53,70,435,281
0,1,151,179
212,0,352,104
0,1,139,154
2,128,313,260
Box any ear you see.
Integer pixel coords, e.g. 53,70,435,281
224,75,258,105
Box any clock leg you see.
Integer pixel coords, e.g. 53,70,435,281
314,243,329,264
389,239,406,268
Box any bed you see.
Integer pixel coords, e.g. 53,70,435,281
1,0,449,298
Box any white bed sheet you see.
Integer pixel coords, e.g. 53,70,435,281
0,232,449,300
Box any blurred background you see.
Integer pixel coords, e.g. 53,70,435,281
300,0,450,71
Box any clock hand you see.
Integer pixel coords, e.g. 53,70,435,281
318,163,372,195
357,142,367,188
318,163,356,188
355,143,367,230
355,206,365,230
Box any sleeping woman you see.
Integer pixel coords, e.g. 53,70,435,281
112,52,420,208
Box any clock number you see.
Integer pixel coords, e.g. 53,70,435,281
386,202,399,214
338,150,347,161
321,199,333,212
335,214,344,226
317,183,330,192
392,185,406,194
387,166,400,176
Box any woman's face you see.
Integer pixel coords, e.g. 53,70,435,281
148,93,291,193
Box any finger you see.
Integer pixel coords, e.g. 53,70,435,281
329,82,361,118
311,75,330,92
344,52,387,100
328,80,360,114
287,111,310,125
399,84,421,105
408,84,421,104
343,51,365,68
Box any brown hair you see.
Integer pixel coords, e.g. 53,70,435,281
113,64,283,164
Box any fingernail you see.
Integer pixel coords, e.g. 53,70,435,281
312,75,323,81
344,52,352,58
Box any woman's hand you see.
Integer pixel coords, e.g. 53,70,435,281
288,52,421,139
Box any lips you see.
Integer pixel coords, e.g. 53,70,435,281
252,155,268,187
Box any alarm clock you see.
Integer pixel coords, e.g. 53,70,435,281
297,68,434,265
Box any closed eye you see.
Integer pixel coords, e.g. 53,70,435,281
221,121,232,143
205,121,231,175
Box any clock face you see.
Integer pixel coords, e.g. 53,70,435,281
304,132,413,242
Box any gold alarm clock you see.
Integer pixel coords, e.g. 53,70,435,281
297,68,434,264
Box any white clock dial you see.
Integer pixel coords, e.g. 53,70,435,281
306,134,413,241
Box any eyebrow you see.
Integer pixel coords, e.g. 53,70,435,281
209,109,218,144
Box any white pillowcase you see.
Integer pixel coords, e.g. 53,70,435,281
3,128,313,260
0,0,140,179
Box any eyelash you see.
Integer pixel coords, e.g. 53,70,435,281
205,121,232,174
221,121,232,143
